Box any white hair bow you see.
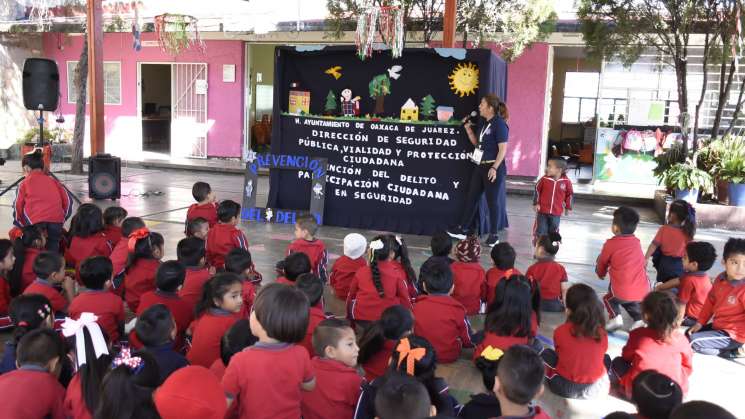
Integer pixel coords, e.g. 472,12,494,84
61,312,109,369
370,239,384,250
395,236,403,245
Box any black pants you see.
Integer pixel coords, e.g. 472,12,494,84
38,222,63,253
460,164,503,234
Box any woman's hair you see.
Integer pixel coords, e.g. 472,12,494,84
253,283,310,344
71,204,105,237
668,200,696,240
194,273,242,318
21,149,44,170
485,275,533,338
10,225,44,294
537,231,562,256
642,291,680,340
126,232,164,272
0,239,14,271
220,319,257,366
482,94,509,121
94,349,161,419
358,305,414,365
565,283,605,341
9,294,52,345
77,326,112,414
369,235,395,298
389,235,417,288
474,353,500,392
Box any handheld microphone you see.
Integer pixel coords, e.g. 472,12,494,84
468,111,479,125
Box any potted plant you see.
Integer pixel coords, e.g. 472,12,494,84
658,162,713,204
719,152,745,207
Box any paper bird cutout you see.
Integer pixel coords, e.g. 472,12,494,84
325,66,343,80
245,180,253,198
387,65,402,80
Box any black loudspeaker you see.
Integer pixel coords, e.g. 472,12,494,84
89,154,121,200
23,58,60,111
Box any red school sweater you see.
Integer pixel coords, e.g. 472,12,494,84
138,290,194,340
110,239,129,278
473,313,538,360
652,224,690,257
24,279,68,313
64,373,92,419
413,295,472,363
553,323,608,384
186,202,218,227
21,247,43,292
301,357,363,419
329,256,367,299
0,275,11,314
288,239,329,281
179,267,213,311
187,309,241,368
595,234,649,302
68,289,125,342
124,258,161,312
697,273,745,342
300,306,330,357
482,267,521,306
102,225,123,246
362,339,397,382
534,174,573,216
238,280,257,319
206,223,248,269
451,261,486,315
347,261,412,322
66,234,113,277
678,271,712,320
0,366,66,419
619,327,692,396
13,170,73,227
526,258,567,300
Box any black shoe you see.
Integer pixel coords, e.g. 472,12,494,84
485,234,500,247
447,226,468,240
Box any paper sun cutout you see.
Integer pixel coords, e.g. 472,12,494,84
448,62,479,97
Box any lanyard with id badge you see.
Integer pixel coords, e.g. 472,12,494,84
470,122,491,164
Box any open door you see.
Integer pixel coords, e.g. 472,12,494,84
172,63,208,158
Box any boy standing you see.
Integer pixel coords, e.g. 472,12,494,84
287,215,328,282
493,345,551,419
23,252,75,314
68,256,125,342
206,200,249,269
596,206,650,331
533,158,573,240
186,182,218,227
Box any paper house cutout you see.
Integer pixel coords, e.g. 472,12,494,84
436,106,454,122
289,90,311,115
400,98,419,121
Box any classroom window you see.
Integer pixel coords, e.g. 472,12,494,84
561,72,599,123
67,61,121,105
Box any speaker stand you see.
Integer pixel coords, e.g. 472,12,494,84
0,110,81,204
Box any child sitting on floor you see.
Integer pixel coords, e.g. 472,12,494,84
186,217,209,240
418,230,455,292
459,345,504,419
670,401,737,419
630,371,683,419
209,319,256,380
646,200,696,284
358,304,414,382
330,233,367,300
138,260,193,349
136,304,189,382
11,224,46,293
288,215,328,282
24,251,74,315
297,273,329,356
527,232,569,312
110,217,146,281
277,251,312,285
68,256,125,342
206,200,248,269
97,349,161,417
374,374,435,419
0,239,15,329
0,294,53,374
451,235,486,315
483,242,520,307
492,345,550,419
154,365,228,419
177,237,213,311
123,229,164,313
225,247,262,317
390,235,419,299
66,204,113,277
102,206,128,245
186,181,218,228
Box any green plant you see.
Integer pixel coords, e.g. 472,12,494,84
716,136,745,183
17,127,71,145
660,162,714,193
653,142,687,180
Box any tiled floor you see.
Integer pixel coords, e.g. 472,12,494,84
0,161,741,418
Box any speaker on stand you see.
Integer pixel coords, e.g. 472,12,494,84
88,154,121,200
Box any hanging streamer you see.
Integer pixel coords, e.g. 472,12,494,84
355,3,404,60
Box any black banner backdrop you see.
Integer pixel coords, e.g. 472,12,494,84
268,46,508,235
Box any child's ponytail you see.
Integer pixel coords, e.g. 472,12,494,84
474,345,503,392
390,235,417,287
61,313,111,415
194,273,241,318
9,225,43,294
125,229,164,272
642,291,679,341
95,348,160,419
537,231,562,256
485,274,533,338
369,235,393,298
357,304,414,365
565,283,605,341
9,294,52,345
669,199,696,240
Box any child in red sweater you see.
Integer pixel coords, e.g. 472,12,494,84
187,181,218,228
277,252,311,285
206,200,249,269
301,318,362,419
296,273,329,356
288,215,328,282
24,251,74,315
138,261,193,349
645,200,695,284
610,292,693,398
493,346,551,419
451,235,486,315
357,304,413,382
66,204,113,280
655,241,716,327
110,217,146,282
347,235,412,323
187,273,242,367
225,248,263,317
541,284,610,399
209,319,257,380
11,225,46,293
186,217,209,240
330,233,367,300
68,256,124,342
177,237,213,311
483,242,520,307
223,283,316,419
102,206,127,246
527,232,569,312
123,230,164,312
0,240,15,330
596,206,650,331
688,237,745,357
533,157,573,244
414,261,473,363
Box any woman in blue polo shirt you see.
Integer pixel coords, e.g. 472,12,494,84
448,94,509,247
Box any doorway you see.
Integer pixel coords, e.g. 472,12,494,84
140,64,172,154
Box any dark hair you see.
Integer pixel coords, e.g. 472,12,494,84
474,354,500,393
9,294,52,345
32,251,63,279
548,157,568,174
565,283,605,341
296,273,323,306
389,335,452,416
670,401,737,419
95,350,161,419
296,214,319,236
121,217,146,238
390,235,417,287
78,326,112,414
80,256,114,290
358,305,414,364
685,241,717,272
669,199,696,239
421,261,453,294
537,231,562,256
485,275,533,338
430,231,453,257
103,206,128,227
71,204,105,237
604,413,635,419
220,319,257,366
613,206,640,235
253,283,309,343
177,237,206,268
135,304,175,347
642,291,679,340
0,239,14,271
192,181,212,202
490,242,516,270
283,252,311,281
632,371,683,419
225,248,253,275
10,225,44,294
16,328,63,367
375,374,432,419
369,235,395,298
482,94,509,121
21,149,44,170
217,200,241,222
312,317,353,357
194,273,242,318
155,260,185,293
186,217,208,237
497,345,544,405
126,232,164,271
723,237,745,261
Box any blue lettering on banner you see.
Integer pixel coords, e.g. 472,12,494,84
241,208,321,225
252,154,325,178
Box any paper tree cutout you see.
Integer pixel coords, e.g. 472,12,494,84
449,62,479,97
420,95,436,120
369,74,391,115
400,98,419,121
324,90,337,115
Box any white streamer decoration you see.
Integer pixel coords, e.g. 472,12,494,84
369,239,384,250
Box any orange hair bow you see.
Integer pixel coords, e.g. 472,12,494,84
128,227,150,252
396,337,426,376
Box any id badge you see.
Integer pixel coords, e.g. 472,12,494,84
471,148,483,164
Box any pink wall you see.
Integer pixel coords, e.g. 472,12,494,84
42,32,244,158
